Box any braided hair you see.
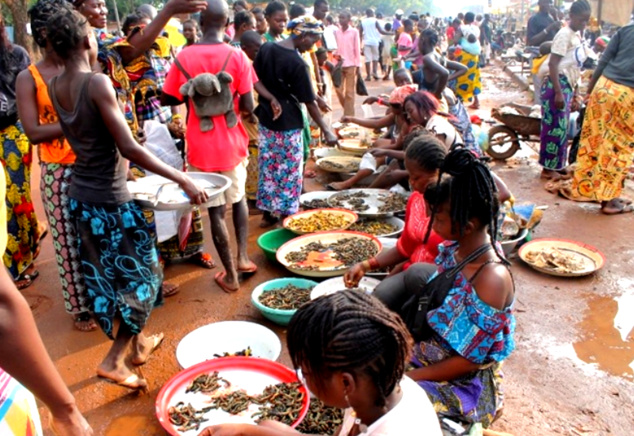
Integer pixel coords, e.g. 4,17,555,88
287,291,413,408
424,148,509,264
570,0,591,15
421,28,439,47
46,7,89,59
29,0,68,48
404,132,447,172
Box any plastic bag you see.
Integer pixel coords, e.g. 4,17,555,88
356,75,368,96
143,120,184,175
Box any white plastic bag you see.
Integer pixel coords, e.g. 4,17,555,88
359,152,378,172
143,120,183,174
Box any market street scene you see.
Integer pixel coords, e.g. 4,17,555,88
0,0,633,435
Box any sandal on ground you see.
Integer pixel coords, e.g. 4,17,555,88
98,372,148,391
214,271,239,293
73,312,98,332
16,270,39,290
161,282,180,298
189,252,216,269
131,333,164,366
601,198,634,215
237,261,258,274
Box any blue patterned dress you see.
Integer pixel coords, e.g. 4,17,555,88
411,242,515,428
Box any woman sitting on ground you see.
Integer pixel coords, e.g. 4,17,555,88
406,148,516,428
198,290,442,435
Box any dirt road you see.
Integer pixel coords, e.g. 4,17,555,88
25,61,633,435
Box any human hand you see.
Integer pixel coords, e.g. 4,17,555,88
369,148,390,158
179,174,209,205
136,129,147,145
340,115,352,123
165,0,207,15
198,424,251,436
323,130,338,146
316,96,331,113
570,94,582,112
271,98,282,120
50,406,93,436
363,96,379,105
344,263,367,288
168,118,186,139
554,91,565,110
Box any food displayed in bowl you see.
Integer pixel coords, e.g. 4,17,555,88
284,210,356,234
523,247,590,274
348,220,398,236
258,284,313,310
377,192,408,213
284,237,379,272
329,191,371,212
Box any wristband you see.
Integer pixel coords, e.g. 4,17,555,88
368,257,380,271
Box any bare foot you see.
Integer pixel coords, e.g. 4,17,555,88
73,313,98,332
97,363,147,390
601,198,634,215
237,259,258,274
327,181,350,191
215,271,239,293
130,333,164,366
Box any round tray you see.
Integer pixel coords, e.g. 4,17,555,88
315,156,362,174
311,276,381,300
156,357,309,435
276,230,382,278
328,189,409,218
348,217,405,238
337,139,370,156
283,208,358,235
299,191,333,210
128,172,231,211
176,321,281,369
518,238,605,277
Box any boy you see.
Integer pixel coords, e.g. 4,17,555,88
334,10,361,116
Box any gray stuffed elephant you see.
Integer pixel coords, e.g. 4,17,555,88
179,71,238,132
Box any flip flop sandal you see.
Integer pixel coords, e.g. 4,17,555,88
214,271,239,293
189,252,216,269
98,372,148,391
16,276,33,290
238,263,258,274
131,333,164,366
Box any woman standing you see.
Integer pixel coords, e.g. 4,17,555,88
564,23,634,214
253,16,337,226
0,13,42,289
539,0,591,178
16,0,96,331
454,12,482,108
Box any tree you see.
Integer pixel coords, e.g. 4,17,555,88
3,0,33,55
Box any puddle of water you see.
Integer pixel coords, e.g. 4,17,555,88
105,414,165,436
573,294,634,381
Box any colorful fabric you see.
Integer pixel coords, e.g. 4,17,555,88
163,44,255,172
389,84,417,105
40,163,88,315
0,122,40,280
133,48,172,123
455,50,481,103
246,141,259,201
0,368,43,436
69,199,163,339
539,75,574,170
397,32,413,57
447,97,479,156
569,76,634,202
26,65,75,164
425,242,516,364
256,125,303,215
287,15,324,37
411,337,504,428
157,208,206,261
396,191,444,269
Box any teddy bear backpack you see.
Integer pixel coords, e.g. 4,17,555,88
174,50,238,132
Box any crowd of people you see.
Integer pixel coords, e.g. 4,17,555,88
0,0,630,434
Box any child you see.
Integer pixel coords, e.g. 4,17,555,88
407,148,516,427
182,19,200,46
47,6,207,390
397,19,414,68
381,22,394,80
198,291,442,435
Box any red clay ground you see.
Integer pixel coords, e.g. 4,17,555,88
26,61,633,435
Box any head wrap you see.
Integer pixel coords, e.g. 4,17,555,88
595,36,610,48
389,85,417,105
287,15,324,37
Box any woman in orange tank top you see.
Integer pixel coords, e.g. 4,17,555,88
15,0,97,332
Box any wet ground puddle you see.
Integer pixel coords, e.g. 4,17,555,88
573,284,634,380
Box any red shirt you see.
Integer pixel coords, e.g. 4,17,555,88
447,26,456,43
163,43,255,171
397,191,444,269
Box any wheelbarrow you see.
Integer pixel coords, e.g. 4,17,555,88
486,104,541,160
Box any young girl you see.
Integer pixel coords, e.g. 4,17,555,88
407,148,516,427
263,1,288,42
15,0,96,331
47,6,207,390
198,290,442,435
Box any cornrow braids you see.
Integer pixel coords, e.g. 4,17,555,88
404,132,447,172
570,0,591,15
46,7,89,59
287,291,413,408
29,0,69,48
424,148,509,264
421,28,439,47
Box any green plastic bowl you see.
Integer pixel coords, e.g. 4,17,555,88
257,228,297,262
251,278,319,326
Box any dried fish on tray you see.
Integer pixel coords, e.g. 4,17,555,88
329,189,408,217
156,357,309,435
316,156,362,173
296,398,344,435
518,238,605,277
348,217,404,237
276,231,382,278
283,209,357,235
258,284,313,310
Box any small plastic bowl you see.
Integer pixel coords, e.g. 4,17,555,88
257,228,297,262
251,278,318,326
501,228,529,256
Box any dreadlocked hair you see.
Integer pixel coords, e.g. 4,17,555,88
287,290,413,408
404,132,447,172
29,0,69,48
46,7,89,59
424,148,509,264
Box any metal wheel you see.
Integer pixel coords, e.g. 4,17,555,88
486,125,521,160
